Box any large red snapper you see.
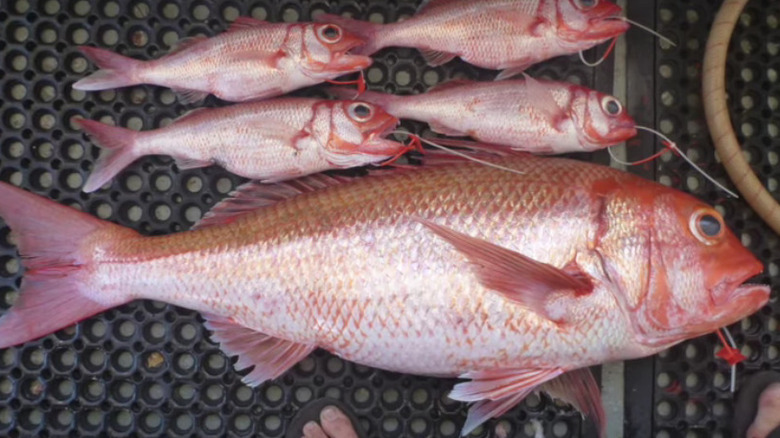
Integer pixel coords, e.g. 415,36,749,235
317,0,630,79
332,76,637,153
73,18,373,103
76,99,402,193
0,154,768,435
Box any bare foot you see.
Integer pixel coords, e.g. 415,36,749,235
746,383,780,438
301,406,360,438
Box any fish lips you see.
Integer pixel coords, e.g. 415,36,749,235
710,256,769,310
330,53,373,72
585,18,631,41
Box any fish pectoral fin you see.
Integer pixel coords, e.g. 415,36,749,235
420,220,591,322
420,49,458,67
174,156,213,170
203,313,316,387
451,368,564,436
521,74,568,130
537,368,606,437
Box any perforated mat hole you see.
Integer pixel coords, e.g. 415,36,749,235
656,400,676,420
233,413,252,433
439,419,457,437
111,380,135,404
382,416,401,434
141,411,162,433
294,386,312,404
83,379,106,403
81,409,103,431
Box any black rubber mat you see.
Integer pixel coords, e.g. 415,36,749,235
648,1,780,438
0,0,775,437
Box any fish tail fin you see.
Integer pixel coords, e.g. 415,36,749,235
0,183,133,349
77,119,141,192
315,14,387,55
73,46,144,91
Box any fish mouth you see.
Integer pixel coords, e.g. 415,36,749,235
363,118,404,155
331,53,373,72
607,125,639,145
586,17,631,41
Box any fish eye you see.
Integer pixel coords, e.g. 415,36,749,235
601,97,622,116
318,25,343,43
349,103,373,121
690,209,725,244
576,0,598,9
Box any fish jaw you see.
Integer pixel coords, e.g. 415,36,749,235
327,54,373,75
585,18,631,42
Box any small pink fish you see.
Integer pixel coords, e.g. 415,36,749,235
332,76,637,153
73,17,373,103
77,99,403,192
317,0,630,79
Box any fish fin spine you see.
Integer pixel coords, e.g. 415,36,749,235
203,314,316,386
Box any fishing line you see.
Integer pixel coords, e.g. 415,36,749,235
579,38,618,67
388,130,526,176
608,126,739,198
721,327,739,393
612,17,678,47
579,18,676,67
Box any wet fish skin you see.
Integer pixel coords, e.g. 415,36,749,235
73,17,373,103
0,155,768,435
77,98,403,193
317,0,630,75
332,77,637,153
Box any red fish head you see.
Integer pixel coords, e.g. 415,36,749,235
596,182,770,348
328,101,404,157
304,23,373,75
573,90,637,150
556,0,630,44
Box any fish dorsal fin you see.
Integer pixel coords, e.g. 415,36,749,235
228,16,269,33
193,175,347,230
450,367,564,436
203,314,316,387
538,368,605,437
420,220,591,322
429,79,475,93
420,49,458,67
169,35,208,55
417,0,460,14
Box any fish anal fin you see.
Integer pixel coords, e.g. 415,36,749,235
495,66,530,81
452,367,564,436
228,17,269,33
193,175,348,230
420,49,457,67
172,87,210,105
203,314,316,387
420,220,591,322
538,368,605,437
428,120,466,137
174,157,213,170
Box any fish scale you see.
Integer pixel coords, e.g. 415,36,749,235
0,154,768,436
